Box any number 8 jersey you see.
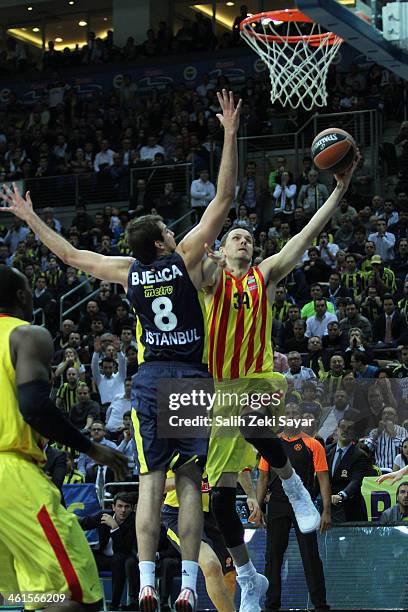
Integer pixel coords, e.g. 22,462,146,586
127,252,208,365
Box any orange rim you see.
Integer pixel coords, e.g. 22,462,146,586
240,9,341,45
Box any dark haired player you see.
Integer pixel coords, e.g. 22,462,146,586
202,160,358,610
0,265,127,610
1,90,241,612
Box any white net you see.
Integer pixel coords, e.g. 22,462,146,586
240,15,343,111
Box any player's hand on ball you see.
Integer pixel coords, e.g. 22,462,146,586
0,182,34,220
376,470,404,485
205,243,227,268
333,151,361,192
88,443,129,480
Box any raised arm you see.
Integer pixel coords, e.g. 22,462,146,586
177,90,241,270
259,160,359,285
0,184,133,287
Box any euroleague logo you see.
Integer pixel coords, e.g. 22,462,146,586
312,133,345,156
294,443,303,452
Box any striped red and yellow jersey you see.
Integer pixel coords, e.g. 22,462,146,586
207,266,273,380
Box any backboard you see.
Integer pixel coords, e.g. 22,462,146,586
296,0,408,79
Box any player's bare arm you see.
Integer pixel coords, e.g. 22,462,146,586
0,184,133,289
11,324,128,479
258,158,359,287
177,89,241,286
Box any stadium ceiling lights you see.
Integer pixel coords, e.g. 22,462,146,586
32,27,40,32
78,20,87,26
27,6,33,11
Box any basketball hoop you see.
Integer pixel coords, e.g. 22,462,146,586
240,9,343,110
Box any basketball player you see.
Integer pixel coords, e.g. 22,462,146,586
162,462,236,612
0,265,127,611
203,159,358,611
0,90,241,612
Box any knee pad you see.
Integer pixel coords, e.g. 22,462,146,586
211,487,244,549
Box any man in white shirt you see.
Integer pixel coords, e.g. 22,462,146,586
305,298,338,338
368,218,395,262
106,378,132,434
94,139,115,173
284,351,317,391
91,342,127,408
190,168,216,213
139,135,165,162
368,406,408,470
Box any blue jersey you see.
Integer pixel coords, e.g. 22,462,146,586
127,252,208,365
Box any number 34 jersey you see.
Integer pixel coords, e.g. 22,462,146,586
207,266,274,381
127,252,208,365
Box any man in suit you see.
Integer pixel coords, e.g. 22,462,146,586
326,419,369,522
372,293,408,345
43,443,67,491
236,160,269,219
79,492,139,610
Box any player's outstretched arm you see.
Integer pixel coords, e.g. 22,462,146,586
0,184,133,286
377,466,408,485
178,90,241,272
258,159,359,285
11,324,128,479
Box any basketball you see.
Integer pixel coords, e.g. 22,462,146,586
311,128,357,173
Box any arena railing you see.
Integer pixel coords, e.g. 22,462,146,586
32,307,45,327
238,108,380,194
59,279,99,327
168,209,198,241
20,163,193,210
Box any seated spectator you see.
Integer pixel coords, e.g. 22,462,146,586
331,198,358,230
373,293,407,345
368,219,395,262
357,439,382,477
348,226,369,261
54,346,86,383
273,348,289,373
94,138,115,173
125,345,138,377
190,168,216,217
301,284,336,319
43,442,67,492
110,301,135,337
327,419,368,522
281,304,301,344
303,247,331,284
323,272,352,309
317,231,339,268
69,383,100,430
379,482,408,523
391,237,408,282
106,378,132,436
299,380,322,418
318,389,350,443
55,366,80,415
393,346,408,413
360,286,383,322
272,171,296,217
237,160,269,214
116,412,138,479
341,254,365,301
393,437,408,471
140,134,165,162
79,492,139,610
322,321,347,353
303,336,326,377
339,302,372,342
53,318,75,352
77,421,117,476
284,351,317,391
334,215,355,250
297,169,329,219
305,298,338,338
78,299,108,335
320,355,346,402
63,453,85,484
365,255,396,295
271,285,293,322
350,350,379,379
344,327,374,368
368,406,408,470
283,319,308,353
